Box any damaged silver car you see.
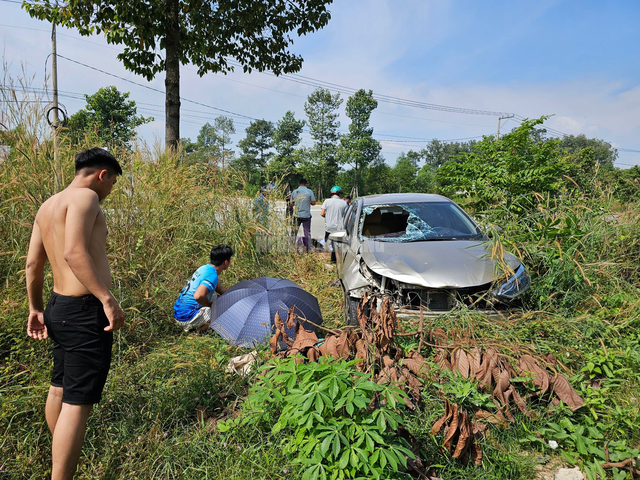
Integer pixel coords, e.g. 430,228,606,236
328,193,530,324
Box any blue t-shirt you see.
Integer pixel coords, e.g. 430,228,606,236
173,264,218,321
291,186,316,218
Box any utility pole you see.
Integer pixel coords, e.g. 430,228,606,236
51,20,62,190
496,114,514,140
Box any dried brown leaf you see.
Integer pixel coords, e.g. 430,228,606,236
468,347,482,381
493,369,511,406
452,411,472,459
443,404,460,451
474,409,507,427
430,399,452,435
286,306,297,330
517,354,550,396
550,373,584,411
452,348,470,379
335,330,351,360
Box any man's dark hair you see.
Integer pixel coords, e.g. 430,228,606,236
75,148,123,176
345,195,352,200
299,178,307,185
210,244,234,266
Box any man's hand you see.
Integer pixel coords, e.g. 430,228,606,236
103,297,125,332
27,310,47,340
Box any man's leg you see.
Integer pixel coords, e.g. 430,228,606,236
45,385,64,434
302,217,312,252
51,402,93,480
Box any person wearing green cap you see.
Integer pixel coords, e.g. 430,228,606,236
321,186,348,263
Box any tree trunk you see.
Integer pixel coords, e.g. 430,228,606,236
165,0,180,151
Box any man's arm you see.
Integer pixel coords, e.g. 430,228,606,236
63,190,124,331
215,283,227,295
25,220,48,340
193,284,213,307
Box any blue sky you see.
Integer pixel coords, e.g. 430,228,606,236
1,0,639,166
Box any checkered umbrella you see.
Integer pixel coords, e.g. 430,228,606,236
210,277,322,348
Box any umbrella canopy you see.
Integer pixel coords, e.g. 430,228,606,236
210,277,322,348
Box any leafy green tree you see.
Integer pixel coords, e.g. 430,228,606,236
421,139,477,167
65,85,151,148
234,119,274,187
391,151,419,192
212,116,236,169
304,87,342,198
26,0,333,150
268,111,305,189
364,156,394,194
556,134,617,168
437,117,570,213
195,122,221,164
340,89,381,197
416,164,437,193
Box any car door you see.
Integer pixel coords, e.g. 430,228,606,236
339,200,363,292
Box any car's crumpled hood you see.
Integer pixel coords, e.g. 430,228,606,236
360,239,521,289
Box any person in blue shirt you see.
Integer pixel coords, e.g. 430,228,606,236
290,178,316,253
173,244,233,332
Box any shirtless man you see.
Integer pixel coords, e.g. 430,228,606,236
25,147,125,480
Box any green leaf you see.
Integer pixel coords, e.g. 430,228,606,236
339,449,350,470
321,434,332,457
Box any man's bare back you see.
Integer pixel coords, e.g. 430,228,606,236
25,148,125,480
37,187,111,297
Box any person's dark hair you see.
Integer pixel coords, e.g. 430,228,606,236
75,148,122,176
345,195,352,200
299,178,307,185
210,244,234,266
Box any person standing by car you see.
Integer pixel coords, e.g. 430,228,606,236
321,186,348,263
25,147,125,480
291,178,316,253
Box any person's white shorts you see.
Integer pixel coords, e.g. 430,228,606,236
176,307,211,332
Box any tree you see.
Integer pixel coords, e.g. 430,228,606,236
339,89,381,197
26,1,334,150
304,87,342,199
391,151,419,192
234,119,274,187
195,122,221,164
421,139,477,167
437,117,570,213
212,116,235,169
556,134,618,168
268,111,305,189
416,164,437,193
65,85,151,148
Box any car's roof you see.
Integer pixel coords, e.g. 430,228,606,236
357,193,452,206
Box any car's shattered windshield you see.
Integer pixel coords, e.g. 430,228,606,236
360,202,483,242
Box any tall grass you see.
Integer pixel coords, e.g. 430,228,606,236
2,73,640,479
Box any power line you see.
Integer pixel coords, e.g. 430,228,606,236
57,54,258,121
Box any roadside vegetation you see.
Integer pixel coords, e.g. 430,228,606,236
2,79,640,479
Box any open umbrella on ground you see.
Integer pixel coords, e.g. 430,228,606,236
210,276,323,348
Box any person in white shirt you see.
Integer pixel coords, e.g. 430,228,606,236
321,186,349,263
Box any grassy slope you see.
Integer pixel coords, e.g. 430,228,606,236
1,112,639,478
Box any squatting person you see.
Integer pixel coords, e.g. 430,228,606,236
173,244,234,332
25,148,126,480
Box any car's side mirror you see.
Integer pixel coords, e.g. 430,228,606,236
328,231,348,243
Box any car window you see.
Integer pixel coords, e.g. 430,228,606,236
360,201,482,242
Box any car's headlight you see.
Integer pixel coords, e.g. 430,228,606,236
492,264,530,300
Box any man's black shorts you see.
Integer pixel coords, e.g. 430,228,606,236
44,293,113,405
